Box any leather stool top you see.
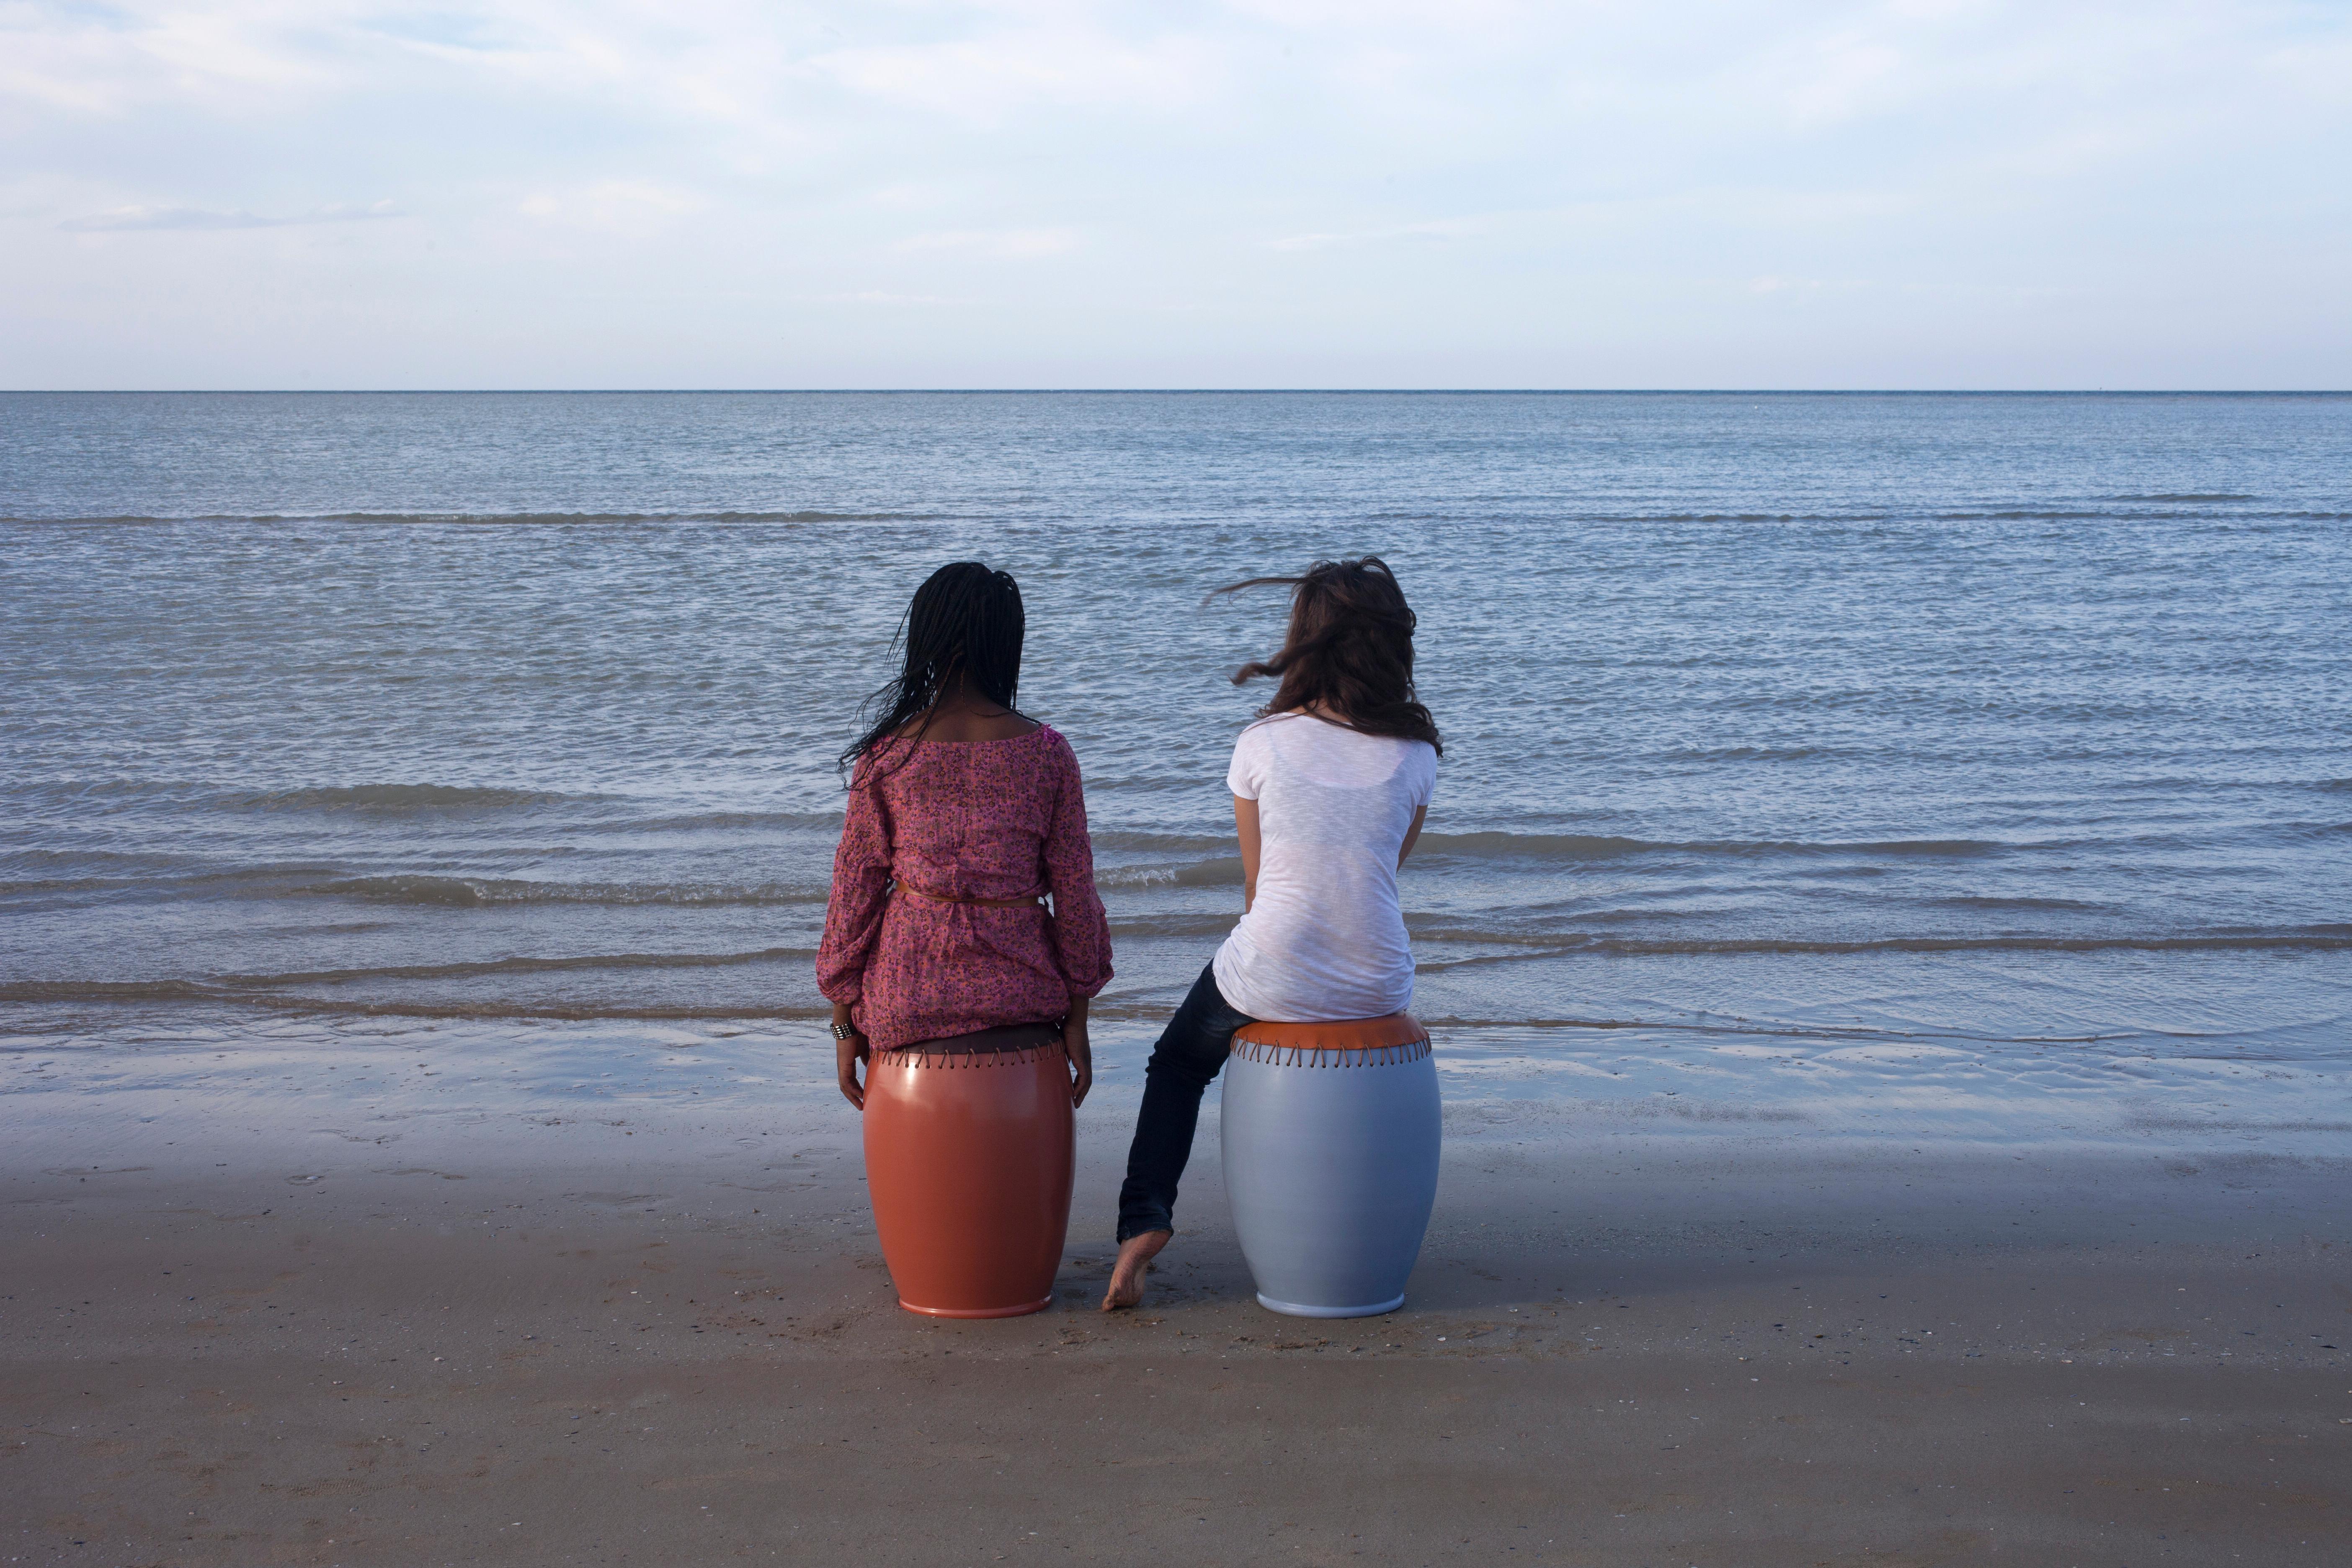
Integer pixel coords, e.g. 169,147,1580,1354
1231,1013,1429,1066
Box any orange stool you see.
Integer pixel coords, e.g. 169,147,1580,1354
861,1029,1073,1318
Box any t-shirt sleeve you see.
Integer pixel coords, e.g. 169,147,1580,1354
1408,743,1438,810
1227,725,1269,801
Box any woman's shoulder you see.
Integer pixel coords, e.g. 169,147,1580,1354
889,709,1043,743
1027,722,1084,774
848,735,911,785
1234,711,1311,745
1242,711,1428,752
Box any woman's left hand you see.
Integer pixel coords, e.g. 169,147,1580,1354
1063,998,1093,1109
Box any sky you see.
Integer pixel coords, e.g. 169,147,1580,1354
3,0,2348,389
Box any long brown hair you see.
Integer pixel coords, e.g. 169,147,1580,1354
1212,555,1442,755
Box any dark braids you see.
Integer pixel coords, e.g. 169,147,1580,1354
1211,555,1442,755
839,562,1028,780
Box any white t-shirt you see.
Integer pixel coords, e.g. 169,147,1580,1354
1211,713,1439,1023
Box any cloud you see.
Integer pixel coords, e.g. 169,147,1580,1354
810,25,1226,125
508,182,708,240
1267,218,1484,252
57,200,402,232
809,290,976,307
517,182,703,217
892,227,1082,259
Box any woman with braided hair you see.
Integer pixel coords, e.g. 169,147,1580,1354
1102,555,1440,1312
818,561,1112,1317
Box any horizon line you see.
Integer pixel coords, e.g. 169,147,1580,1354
5,387,2349,397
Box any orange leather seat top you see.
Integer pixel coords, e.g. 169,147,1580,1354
1232,1013,1428,1053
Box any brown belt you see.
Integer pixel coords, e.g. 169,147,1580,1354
894,878,1047,909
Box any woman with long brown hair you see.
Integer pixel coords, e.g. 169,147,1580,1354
1102,556,1439,1311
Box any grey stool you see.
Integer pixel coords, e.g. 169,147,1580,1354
1220,1014,1441,1317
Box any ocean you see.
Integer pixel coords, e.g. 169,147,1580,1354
4,391,2348,1151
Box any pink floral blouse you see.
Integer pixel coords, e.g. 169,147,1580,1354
817,725,1113,1052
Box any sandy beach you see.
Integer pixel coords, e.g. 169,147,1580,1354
7,1025,2347,1567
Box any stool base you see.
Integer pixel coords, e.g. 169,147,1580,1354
899,1296,1053,1320
1223,1014,1440,1323
1256,1291,1406,1319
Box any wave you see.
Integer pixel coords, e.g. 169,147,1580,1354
1648,745,1840,763
1513,507,2263,524
0,944,820,1014
1093,830,2016,877
1096,857,1246,889
216,946,815,987
1107,911,1242,939
0,862,350,899
3,778,613,816
1537,506,2352,524
0,860,834,907
10,510,957,526
23,503,2352,529
0,980,833,1023
575,808,845,835
247,783,590,814
1091,830,1235,853
2,780,854,835
2099,493,2260,503
1410,927,2352,967
1403,1012,2159,1046
0,980,2303,1041
314,875,827,907
1411,831,2004,863
1253,504,2311,526
10,924,2342,1024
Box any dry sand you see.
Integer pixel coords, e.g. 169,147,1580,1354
5,1031,2349,1565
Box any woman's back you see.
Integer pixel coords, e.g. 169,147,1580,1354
864,727,1065,899
1212,714,1437,1023
818,724,1111,1050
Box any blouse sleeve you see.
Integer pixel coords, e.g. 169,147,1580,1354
1040,732,1114,999
815,759,893,1006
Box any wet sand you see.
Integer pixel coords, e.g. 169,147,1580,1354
7,1045,2349,1568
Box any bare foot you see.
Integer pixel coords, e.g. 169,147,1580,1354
1100,1230,1170,1312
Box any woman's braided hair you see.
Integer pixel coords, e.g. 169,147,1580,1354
839,562,1028,780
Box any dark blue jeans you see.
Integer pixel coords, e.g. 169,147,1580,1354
1115,962,1258,1243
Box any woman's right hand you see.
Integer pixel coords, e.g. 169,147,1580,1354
832,1005,870,1110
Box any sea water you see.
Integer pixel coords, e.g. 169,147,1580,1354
3,392,2348,1151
